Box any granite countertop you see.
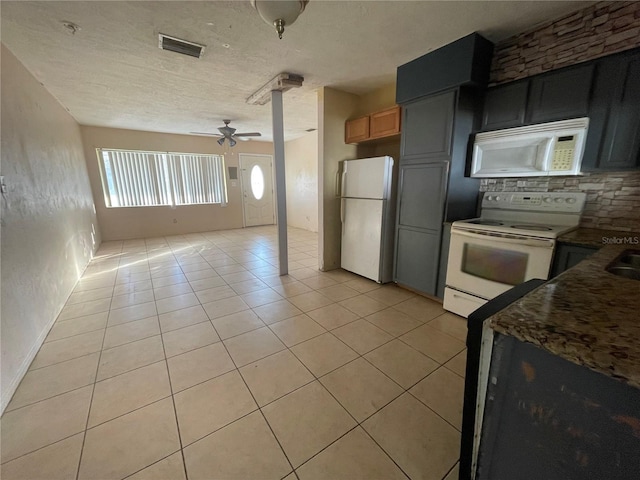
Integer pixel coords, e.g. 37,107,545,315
558,227,639,249
489,243,640,388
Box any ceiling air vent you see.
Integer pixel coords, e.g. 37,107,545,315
158,33,205,59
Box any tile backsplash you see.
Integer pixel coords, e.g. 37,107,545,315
479,171,640,232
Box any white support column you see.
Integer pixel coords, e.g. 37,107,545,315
271,90,288,275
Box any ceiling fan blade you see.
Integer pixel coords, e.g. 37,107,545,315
234,132,262,137
190,132,223,137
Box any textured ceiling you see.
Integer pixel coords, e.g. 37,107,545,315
1,1,593,141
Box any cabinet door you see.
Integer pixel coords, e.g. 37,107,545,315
481,81,528,130
345,116,369,144
528,64,594,124
397,162,448,231
551,244,598,277
395,229,442,295
401,91,455,160
598,53,640,169
394,162,448,295
370,106,401,139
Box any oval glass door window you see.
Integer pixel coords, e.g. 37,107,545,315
250,165,265,200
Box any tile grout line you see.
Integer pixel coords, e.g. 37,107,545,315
73,255,118,480
204,309,299,477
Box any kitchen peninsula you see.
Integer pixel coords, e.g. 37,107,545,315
471,239,640,479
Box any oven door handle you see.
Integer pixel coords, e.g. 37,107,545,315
452,229,555,248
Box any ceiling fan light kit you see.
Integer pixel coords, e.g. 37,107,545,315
251,0,308,39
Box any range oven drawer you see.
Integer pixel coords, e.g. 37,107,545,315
443,287,487,318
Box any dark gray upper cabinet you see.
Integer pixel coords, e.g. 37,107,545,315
481,81,528,131
598,53,640,169
527,63,594,124
479,47,640,171
396,33,493,104
401,92,455,160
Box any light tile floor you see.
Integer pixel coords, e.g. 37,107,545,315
1,226,468,480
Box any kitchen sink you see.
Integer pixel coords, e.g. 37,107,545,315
606,250,640,280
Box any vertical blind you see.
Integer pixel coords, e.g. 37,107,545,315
99,149,227,208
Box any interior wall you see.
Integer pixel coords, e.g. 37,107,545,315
81,126,275,240
318,87,359,271
0,45,99,413
284,131,319,232
354,83,398,116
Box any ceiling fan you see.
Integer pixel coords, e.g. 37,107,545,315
192,120,262,146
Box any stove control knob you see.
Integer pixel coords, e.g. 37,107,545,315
554,197,564,203
543,197,553,203
486,195,493,201
567,197,577,204
495,196,501,201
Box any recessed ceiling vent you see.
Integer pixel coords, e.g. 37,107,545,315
158,33,205,59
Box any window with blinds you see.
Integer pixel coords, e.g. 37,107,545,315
98,149,227,208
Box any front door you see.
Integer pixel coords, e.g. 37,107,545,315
239,154,275,227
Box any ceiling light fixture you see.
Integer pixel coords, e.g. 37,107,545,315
246,72,304,106
250,0,308,39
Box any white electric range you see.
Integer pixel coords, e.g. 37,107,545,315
443,191,587,317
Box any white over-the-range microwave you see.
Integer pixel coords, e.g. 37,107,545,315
470,117,589,177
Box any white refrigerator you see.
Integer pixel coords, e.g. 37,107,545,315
339,156,396,283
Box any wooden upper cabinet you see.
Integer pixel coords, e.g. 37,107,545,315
345,115,369,144
370,106,401,139
345,106,401,144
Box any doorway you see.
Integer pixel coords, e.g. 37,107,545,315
239,154,275,227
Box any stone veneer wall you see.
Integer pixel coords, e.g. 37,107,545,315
480,173,640,232
490,1,640,85
479,1,640,233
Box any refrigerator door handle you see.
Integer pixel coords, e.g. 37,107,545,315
335,171,341,198
340,198,345,224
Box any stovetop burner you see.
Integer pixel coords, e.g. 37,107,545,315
511,224,553,231
469,220,504,226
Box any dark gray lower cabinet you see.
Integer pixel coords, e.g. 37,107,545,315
395,228,442,295
551,243,598,277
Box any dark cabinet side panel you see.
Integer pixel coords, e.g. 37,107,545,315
528,63,594,124
481,81,528,131
401,92,455,159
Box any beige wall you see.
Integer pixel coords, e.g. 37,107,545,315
81,126,275,240
318,87,359,271
353,83,398,117
284,131,319,232
0,45,99,412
